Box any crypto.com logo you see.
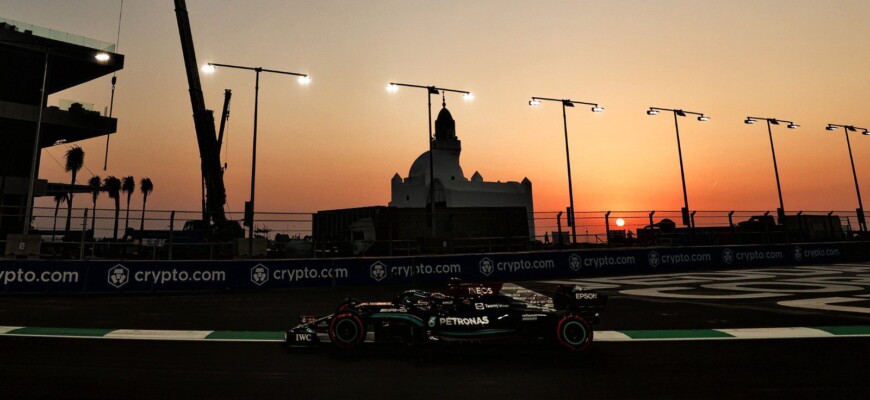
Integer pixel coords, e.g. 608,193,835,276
479,257,494,277
108,264,129,288
647,251,660,268
569,254,582,272
722,248,734,265
370,261,387,282
251,264,269,286
793,246,803,262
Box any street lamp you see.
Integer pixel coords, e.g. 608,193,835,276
203,62,309,257
745,116,799,221
826,123,869,231
530,97,604,244
388,82,473,235
647,107,710,228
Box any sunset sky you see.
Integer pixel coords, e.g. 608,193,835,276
4,0,870,218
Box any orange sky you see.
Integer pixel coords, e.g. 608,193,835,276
4,0,869,216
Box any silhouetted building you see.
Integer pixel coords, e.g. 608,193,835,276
389,100,535,237
311,100,535,255
313,206,530,256
0,19,123,237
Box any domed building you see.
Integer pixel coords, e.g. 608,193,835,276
389,101,535,237
312,100,535,256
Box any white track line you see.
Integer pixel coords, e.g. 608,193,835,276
104,329,213,340
595,331,633,341
715,327,832,339
0,326,22,334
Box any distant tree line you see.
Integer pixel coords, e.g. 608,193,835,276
52,146,154,241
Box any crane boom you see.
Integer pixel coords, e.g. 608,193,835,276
173,0,227,225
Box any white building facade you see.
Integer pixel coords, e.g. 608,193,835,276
389,102,535,237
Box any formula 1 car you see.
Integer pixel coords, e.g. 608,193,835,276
285,281,606,352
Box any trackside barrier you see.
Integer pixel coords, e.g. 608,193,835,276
0,242,866,294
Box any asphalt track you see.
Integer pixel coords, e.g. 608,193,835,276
3,262,870,399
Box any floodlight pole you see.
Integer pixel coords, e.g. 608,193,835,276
828,124,868,231
766,119,785,220
206,62,308,257
531,97,603,245
746,116,797,221
648,107,709,228
22,52,49,235
673,111,689,228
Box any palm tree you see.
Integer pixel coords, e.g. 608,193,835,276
139,178,153,234
103,176,121,240
88,176,101,239
63,146,84,235
51,193,67,241
121,176,135,234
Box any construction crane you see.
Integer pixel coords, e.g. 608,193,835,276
173,0,241,239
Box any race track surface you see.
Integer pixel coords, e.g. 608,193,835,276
3,262,870,399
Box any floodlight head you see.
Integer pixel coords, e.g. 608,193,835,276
769,119,780,125
386,83,399,93
675,110,687,117
297,75,311,85
863,130,870,136
744,119,756,125
463,92,474,101
647,109,659,116
529,99,542,107
591,106,604,113
698,115,710,122
826,125,838,131
787,123,799,129
201,64,216,74
847,126,857,132
95,53,110,62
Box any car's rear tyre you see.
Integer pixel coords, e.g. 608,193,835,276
555,314,593,352
329,311,366,350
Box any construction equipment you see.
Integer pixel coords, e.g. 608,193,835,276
173,0,242,239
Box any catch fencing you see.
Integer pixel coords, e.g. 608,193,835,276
0,205,864,260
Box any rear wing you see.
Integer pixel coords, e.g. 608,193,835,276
553,285,607,322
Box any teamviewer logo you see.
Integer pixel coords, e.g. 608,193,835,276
108,264,129,288
251,264,269,286
370,261,387,282
479,257,494,277
569,253,582,272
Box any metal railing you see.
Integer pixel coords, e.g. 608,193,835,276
0,17,116,51
0,205,863,260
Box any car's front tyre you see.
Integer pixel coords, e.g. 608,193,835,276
329,311,366,350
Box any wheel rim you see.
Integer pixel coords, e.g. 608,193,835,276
335,318,359,343
561,320,588,346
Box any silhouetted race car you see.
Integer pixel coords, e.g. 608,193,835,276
285,281,606,352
